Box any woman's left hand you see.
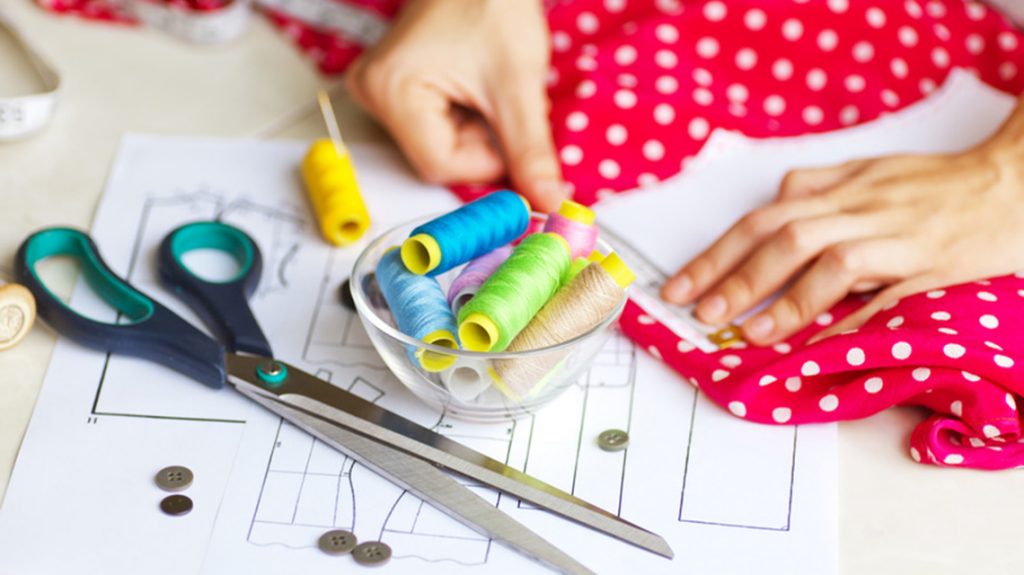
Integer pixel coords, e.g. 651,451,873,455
660,133,1024,346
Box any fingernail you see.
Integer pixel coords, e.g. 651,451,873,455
744,315,775,341
663,275,692,302
697,295,727,323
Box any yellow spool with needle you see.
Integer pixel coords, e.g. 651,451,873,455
300,90,371,246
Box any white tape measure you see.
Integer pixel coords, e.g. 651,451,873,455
113,0,254,45
0,10,60,141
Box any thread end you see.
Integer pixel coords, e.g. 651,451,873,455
556,200,595,225
401,234,441,275
416,329,459,372
599,252,636,289
459,313,499,352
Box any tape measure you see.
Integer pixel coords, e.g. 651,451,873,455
112,0,254,45
599,226,743,353
0,10,60,141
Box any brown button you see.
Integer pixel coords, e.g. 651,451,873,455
160,494,193,516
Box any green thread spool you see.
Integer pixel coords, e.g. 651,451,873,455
457,233,570,352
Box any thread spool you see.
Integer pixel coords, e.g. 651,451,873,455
439,357,493,402
492,253,635,398
301,138,371,246
375,249,458,371
0,282,36,351
402,190,529,276
458,233,570,352
543,200,598,259
446,245,512,315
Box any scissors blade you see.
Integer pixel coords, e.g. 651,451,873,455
226,354,673,559
241,389,596,575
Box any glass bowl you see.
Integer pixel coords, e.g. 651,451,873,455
350,213,626,422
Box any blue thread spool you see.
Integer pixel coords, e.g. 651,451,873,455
375,249,459,372
401,190,530,276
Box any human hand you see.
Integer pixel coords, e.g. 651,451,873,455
345,0,567,212
660,126,1024,346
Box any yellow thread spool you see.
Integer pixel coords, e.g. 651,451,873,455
301,139,370,246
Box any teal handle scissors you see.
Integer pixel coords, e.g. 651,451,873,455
16,222,673,575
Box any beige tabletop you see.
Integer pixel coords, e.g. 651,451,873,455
1,3,1022,574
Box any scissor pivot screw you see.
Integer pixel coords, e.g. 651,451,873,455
256,360,289,386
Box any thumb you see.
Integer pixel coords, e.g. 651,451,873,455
489,80,568,213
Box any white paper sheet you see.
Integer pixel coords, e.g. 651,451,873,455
11,70,1010,575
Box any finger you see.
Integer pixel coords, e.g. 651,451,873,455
740,239,923,345
487,76,567,212
661,199,836,305
808,274,944,343
693,213,896,325
778,159,870,200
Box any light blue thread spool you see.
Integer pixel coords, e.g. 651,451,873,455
401,190,530,276
375,249,459,371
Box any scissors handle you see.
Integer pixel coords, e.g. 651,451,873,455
158,222,272,357
15,228,227,388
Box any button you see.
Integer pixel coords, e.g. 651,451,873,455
338,279,356,311
352,541,392,566
160,494,193,516
155,465,194,492
597,429,629,452
317,530,357,555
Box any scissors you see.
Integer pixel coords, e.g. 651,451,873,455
15,222,673,575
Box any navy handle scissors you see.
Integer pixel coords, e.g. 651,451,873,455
16,222,672,574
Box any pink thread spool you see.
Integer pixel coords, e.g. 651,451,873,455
543,200,598,259
446,245,513,315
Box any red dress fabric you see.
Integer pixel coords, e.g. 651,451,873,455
35,0,1024,469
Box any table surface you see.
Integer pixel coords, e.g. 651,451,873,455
2,3,1021,574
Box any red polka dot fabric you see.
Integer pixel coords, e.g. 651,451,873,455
36,0,1024,468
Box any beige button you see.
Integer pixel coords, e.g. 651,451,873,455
597,429,630,452
318,530,357,555
352,541,391,566
155,465,193,492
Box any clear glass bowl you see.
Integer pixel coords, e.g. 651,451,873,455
351,213,625,422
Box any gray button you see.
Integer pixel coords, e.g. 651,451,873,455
155,465,193,492
597,429,629,452
318,530,357,555
338,279,356,311
160,494,193,516
352,541,392,566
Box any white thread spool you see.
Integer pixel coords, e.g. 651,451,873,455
440,358,493,402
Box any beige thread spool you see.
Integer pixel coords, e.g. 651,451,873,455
0,282,36,351
492,253,635,399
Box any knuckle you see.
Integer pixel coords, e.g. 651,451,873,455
687,257,717,286
722,272,756,304
739,208,776,236
777,221,814,253
775,295,811,326
823,244,863,275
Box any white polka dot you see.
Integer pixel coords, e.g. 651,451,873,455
744,8,767,30
637,173,659,188
764,95,786,116
919,78,937,94
772,59,794,81
891,58,909,78
931,311,951,321
728,401,747,417
772,407,792,423
828,0,849,13
656,49,678,68
943,343,966,359
819,394,840,412
604,0,626,12
965,33,985,55
806,68,827,91
1019,289,1024,298
774,342,792,354
726,83,749,102
614,89,637,109
655,103,676,125
782,18,803,41
962,371,980,382
729,103,747,117
951,400,963,417
566,112,588,132
560,145,583,166
1007,393,1017,410
655,75,679,95
577,12,600,34
617,73,637,88
712,369,730,382
677,340,696,353
576,80,597,99
980,314,999,329
984,424,1000,438
887,316,904,329
720,354,742,368
816,312,834,326
656,23,679,44
933,22,950,41
575,54,597,71
693,68,713,86
785,377,802,392
839,105,860,126
995,355,1015,368
801,361,821,377
926,290,945,299
865,376,884,393
614,45,638,66
688,116,709,139
910,446,921,462
598,159,621,179
759,375,777,386
735,48,757,70
881,89,900,107
905,0,923,18
866,7,886,28
1000,62,1018,81
892,342,912,360
938,327,958,335
642,140,666,162
978,291,997,302
926,0,946,17
703,1,727,21
636,314,655,325
846,347,866,366
943,453,964,465
606,124,627,145
985,341,1003,351
999,31,1019,52
551,31,572,53
845,74,866,92
803,106,824,126
966,3,987,20
912,367,931,382
817,29,839,51
853,41,875,62
969,437,986,448
696,37,720,58
898,26,918,47
692,87,714,106
931,47,950,68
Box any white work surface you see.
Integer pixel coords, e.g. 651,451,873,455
1,2,1022,574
